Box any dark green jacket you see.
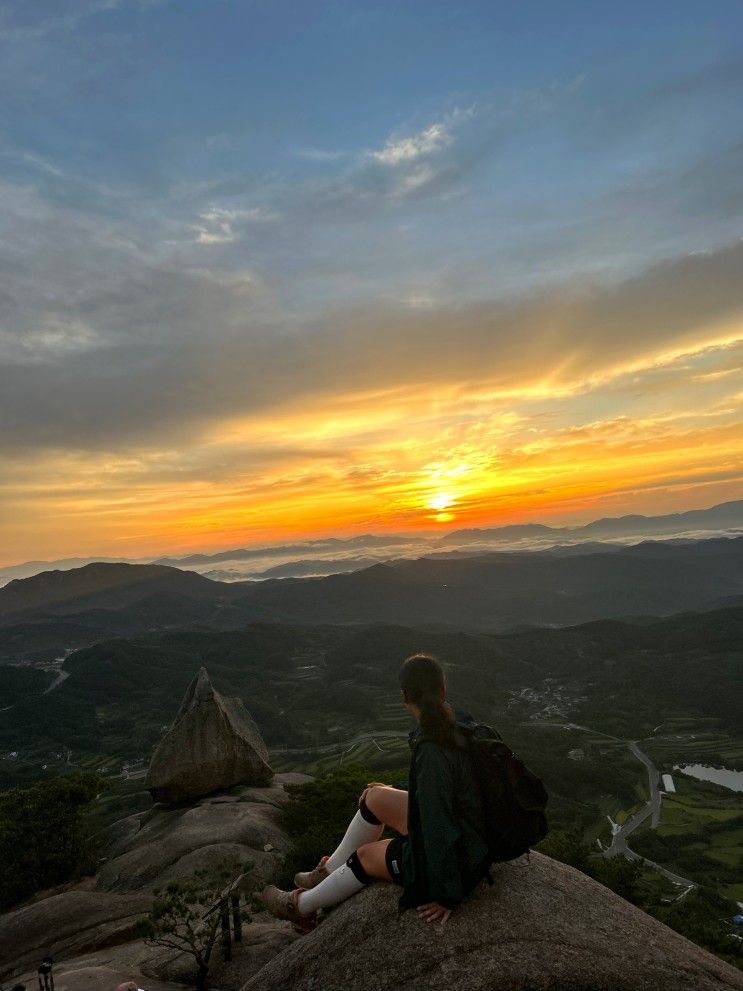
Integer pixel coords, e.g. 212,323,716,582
400,716,489,911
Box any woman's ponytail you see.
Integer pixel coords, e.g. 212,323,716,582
399,654,455,745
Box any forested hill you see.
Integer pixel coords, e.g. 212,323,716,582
2,538,742,649
0,562,235,619
1,606,741,784
233,536,743,630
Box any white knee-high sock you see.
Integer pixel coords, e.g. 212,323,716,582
325,810,383,871
297,862,366,913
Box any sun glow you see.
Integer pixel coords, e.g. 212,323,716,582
4,331,743,564
428,492,454,511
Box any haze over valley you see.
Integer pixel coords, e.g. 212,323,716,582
1,501,742,952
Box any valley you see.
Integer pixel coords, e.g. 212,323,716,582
1,548,741,974
2,609,741,903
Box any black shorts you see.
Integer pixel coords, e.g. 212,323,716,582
385,835,407,886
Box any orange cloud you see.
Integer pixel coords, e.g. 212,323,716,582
3,243,743,564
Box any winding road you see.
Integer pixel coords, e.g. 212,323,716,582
603,739,696,896
43,669,70,694
1,663,70,713
527,718,696,896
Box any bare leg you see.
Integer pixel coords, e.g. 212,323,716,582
356,838,394,880
363,786,408,835
270,794,405,922
323,785,407,871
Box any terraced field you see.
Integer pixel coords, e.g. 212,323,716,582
641,718,743,771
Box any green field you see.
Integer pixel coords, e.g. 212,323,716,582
633,773,743,902
641,720,743,771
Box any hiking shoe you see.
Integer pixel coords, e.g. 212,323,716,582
261,885,317,933
294,855,330,890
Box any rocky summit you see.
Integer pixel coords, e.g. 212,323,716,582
3,777,742,991
242,852,743,991
145,666,273,803
0,774,308,990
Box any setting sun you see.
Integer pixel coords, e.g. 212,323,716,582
427,493,455,512
1,1,742,571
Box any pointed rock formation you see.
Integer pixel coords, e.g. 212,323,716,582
145,667,273,803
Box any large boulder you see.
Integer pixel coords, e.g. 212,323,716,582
97,781,297,892
242,852,743,991
146,667,273,803
0,773,309,985
0,888,152,979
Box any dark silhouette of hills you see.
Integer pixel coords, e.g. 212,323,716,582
439,499,743,544
0,562,255,660
3,537,743,636
234,536,743,630
1,605,741,773
2,499,740,586
0,562,237,622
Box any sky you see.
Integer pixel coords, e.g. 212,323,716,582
1,0,743,566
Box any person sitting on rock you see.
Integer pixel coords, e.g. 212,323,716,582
261,653,489,930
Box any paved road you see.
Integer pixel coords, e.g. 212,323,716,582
44,669,70,694
604,741,661,857
603,739,696,896
526,720,696,896
1,661,70,712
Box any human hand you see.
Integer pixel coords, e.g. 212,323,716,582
416,901,452,924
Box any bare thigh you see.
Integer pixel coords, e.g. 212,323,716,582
356,838,393,880
364,786,408,835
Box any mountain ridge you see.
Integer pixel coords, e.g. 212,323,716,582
2,498,741,581
3,536,743,634
0,562,237,621
440,498,743,544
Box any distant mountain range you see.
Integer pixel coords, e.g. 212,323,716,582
437,499,743,544
2,499,740,587
2,536,742,655
153,533,420,567
228,536,743,631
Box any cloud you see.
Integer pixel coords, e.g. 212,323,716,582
293,241,743,400
3,229,742,563
285,117,470,217
179,106,483,238
0,0,163,41
191,206,279,245
193,208,238,245
0,314,110,364
295,147,349,163
20,151,65,177
1,173,742,458
655,56,743,100
370,122,453,166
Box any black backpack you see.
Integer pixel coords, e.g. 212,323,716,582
460,722,549,863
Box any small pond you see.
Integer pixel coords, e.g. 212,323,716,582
673,763,743,792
